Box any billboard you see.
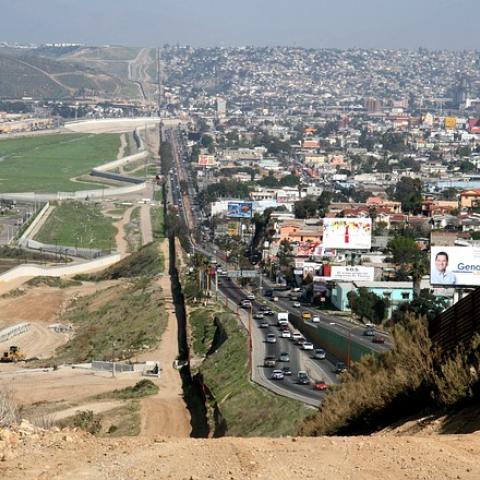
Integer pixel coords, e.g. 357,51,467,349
430,247,480,287
323,218,372,250
296,241,320,257
198,154,217,167
227,201,253,218
330,266,374,282
444,116,457,130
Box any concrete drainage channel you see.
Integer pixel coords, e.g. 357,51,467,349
168,235,210,438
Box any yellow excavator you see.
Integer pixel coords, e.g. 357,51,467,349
0,346,25,363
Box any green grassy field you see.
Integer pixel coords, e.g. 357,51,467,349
35,202,116,250
0,133,120,193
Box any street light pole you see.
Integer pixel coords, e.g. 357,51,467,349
248,304,253,380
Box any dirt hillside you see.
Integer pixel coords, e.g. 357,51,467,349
0,425,479,480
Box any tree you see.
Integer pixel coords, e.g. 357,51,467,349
409,261,428,297
317,191,332,217
391,177,423,214
294,197,318,219
387,236,421,264
280,174,300,188
392,289,449,323
258,173,280,188
458,160,476,173
347,288,389,324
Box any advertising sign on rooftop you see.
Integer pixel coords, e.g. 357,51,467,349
227,201,253,219
323,218,372,250
198,154,217,167
430,247,480,287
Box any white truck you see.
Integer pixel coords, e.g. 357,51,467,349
277,312,289,327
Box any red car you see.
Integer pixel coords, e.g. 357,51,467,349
372,335,385,344
313,381,328,391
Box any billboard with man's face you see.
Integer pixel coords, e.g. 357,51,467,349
323,218,372,250
227,201,253,218
430,247,480,286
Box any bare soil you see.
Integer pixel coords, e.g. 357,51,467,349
135,240,191,438
1,429,479,480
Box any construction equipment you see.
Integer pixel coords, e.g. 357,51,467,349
0,346,25,363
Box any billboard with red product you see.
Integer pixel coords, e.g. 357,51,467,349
323,218,372,250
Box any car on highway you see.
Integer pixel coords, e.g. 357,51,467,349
302,342,314,351
313,380,328,391
302,311,312,321
266,333,277,344
297,371,311,385
281,366,292,376
294,335,307,346
363,328,375,337
291,331,303,342
313,348,326,359
271,369,285,380
272,296,279,302
253,312,264,320
240,299,252,308
280,330,291,338
259,305,269,311
259,321,269,328
263,309,274,316
372,335,385,344
292,301,301,308
264,356,276,367
312,315,320,323
246,293,256,301
279,352,290,362
335,361,347,373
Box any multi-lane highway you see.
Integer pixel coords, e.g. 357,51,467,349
217,276,338,406
164,126,390,405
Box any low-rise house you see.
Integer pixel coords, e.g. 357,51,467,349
331,281,414,317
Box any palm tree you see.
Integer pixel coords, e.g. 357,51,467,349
409,261,427,297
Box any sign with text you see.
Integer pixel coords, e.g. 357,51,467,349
226,270,258,278
330,266,374,282
430,247,480,287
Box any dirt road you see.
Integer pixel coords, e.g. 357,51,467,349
140,203,153,245
47,400,125,422
114,206,134,255
135,240,191,438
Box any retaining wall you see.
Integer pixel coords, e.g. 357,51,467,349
92,361,134,373
0,322,30,343
0,182,146,202
21,239,104,260
0,253,121,283
17,202,50,246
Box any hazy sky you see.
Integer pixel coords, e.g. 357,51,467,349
1,0,479,50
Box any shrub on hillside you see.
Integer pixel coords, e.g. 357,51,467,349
300,315,480,436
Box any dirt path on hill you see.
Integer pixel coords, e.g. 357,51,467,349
114,206,134,255
117,133,127,160
140,203,153,245
135,240,191,438
47,401,125,422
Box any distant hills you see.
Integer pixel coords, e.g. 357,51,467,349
0,46,144,100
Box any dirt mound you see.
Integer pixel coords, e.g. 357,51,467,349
1,425,479,479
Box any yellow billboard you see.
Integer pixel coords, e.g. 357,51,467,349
444,116,457,130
